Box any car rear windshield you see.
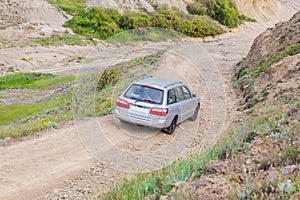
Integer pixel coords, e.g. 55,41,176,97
124,84,164,105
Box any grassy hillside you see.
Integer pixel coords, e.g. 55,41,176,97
49,0,249,40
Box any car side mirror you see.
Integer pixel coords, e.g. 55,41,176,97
192,94,196,98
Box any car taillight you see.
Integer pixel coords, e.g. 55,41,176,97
150,107,168,116
116,98,130,109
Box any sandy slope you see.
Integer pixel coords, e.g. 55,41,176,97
0,0,298,199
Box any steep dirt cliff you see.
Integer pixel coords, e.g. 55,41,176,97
238,11,300,70
235,11,300,110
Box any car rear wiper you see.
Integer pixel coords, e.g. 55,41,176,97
141,99,157,104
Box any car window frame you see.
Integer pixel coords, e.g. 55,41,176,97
174,86,184,102
181,86,192,100
167,88,177,105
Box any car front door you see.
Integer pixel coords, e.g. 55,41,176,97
180,86,195,120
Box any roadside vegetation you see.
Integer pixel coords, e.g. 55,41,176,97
0,73,76,141
64,6,224,39
48,0,252,41
0,33,93,48
0,72,75,90
0,53,162,143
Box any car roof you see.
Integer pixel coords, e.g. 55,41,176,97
134,76,182,89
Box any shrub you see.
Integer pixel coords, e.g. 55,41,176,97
205,0,241,28
151,6,224,37
119,11,151,29
64,6,225,39
187,2,207,15
65,7,121,39
187,0,242,28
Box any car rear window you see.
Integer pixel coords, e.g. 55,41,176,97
124,84,164,105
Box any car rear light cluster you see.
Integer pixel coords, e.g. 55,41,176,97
150,107,168,116
116,98,130,109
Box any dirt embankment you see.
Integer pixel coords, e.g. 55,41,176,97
238,11,300,69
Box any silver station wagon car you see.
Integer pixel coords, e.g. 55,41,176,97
114,76,200,134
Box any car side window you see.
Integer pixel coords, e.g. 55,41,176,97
182,86,191,100
167,89,176,104
175,87,184,102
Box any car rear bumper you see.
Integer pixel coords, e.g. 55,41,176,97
114,109,169,129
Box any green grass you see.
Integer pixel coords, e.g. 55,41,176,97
0,33,93,48
0,90,73,139
0,111,73,139
30,34,90,46
0,52,162,140
0,95,68,126
106,28,182,45
29,74,76,89
0,72,75,139
0,72,76,90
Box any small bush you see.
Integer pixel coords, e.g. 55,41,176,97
205,0,241,28
65,7,121,39
119,11,151,29
187,2,207,15
96,67,124,92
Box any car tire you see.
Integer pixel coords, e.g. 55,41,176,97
166,117,177,134
190,105,200,121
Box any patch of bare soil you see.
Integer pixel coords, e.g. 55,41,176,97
0,0,68,39
0,0,298,199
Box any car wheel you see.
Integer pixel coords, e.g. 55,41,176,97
190,105,200,121
166,117,177,134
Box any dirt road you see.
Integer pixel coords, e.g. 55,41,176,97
0,0,298,199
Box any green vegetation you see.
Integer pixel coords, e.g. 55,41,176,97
0,33,92,48
30,34,90,46
0,95,68,126
0,72,75,90
47,0,251,40
234,39,300,110
94,52,162,115
65,6,224,40
187,0,247,28
0,73,75,139
0,52,162,140
0,95,73,139
65,7,121,39
106,28,182,45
